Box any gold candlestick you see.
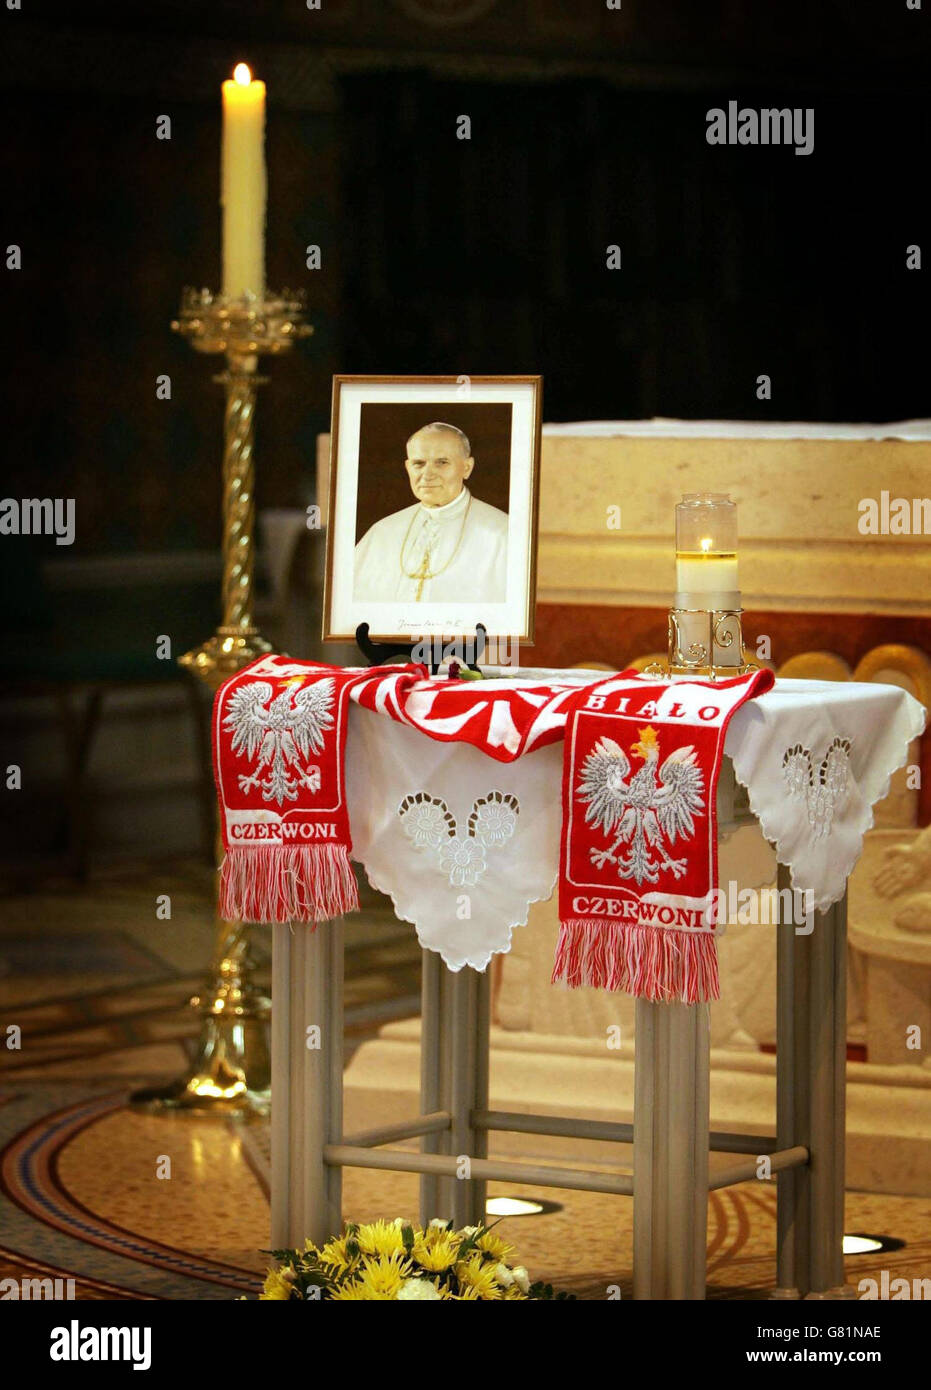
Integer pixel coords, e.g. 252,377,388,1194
132,288,311,1115
176,288,311,684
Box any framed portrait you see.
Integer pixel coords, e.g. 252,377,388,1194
322,375,542,643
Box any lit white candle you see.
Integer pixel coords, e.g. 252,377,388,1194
676,538,739,600
675,493,740,610
221,63,266,298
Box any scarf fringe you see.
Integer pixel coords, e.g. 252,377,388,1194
552,918,720,1004
218,843,360,924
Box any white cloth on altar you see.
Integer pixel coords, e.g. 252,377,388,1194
724,677,926,911
346,701,562,970
352,485,508,604
346,669,926,970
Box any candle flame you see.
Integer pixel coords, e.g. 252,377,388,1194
233,62,253,85
700,536,713,552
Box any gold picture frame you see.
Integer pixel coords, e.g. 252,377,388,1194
322,374,542,645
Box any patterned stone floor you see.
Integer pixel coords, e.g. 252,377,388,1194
1,859,928,1300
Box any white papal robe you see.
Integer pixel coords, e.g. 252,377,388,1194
353,486,509,604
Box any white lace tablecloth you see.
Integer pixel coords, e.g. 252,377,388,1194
345,670,925,970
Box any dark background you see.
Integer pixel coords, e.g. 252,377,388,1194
355,400,512,539
1,0,929,563
2,2,930,860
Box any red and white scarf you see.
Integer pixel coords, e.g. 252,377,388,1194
554,669,773,1002
212,657,772,1000
213,655,426,923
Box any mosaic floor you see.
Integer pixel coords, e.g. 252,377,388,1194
1,860,929,1300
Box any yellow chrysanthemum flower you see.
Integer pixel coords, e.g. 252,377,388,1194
260,1225,541,1301
356,1219,409,1258
328,1282,373,1301
421,1219,457,1242
476,1231,514,1261
454,1255,504,1300
317,1236,354,1272
261,1268,294,1300
357,1253,412,1299
413,1232,460,1272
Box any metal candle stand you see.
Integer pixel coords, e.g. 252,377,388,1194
668,605,752,678
132,288,311,1115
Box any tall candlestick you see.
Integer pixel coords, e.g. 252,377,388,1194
221,63,267,298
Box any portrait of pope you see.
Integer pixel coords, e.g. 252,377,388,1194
353,420,509,604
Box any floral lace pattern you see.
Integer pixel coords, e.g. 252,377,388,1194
398,790,520,887
782,736,852,839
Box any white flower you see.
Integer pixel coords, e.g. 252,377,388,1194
398,1278,442,1301
808,785,833,837
512,1265,530,1294
428,1217,449,1229
438,836,487,886
473,801,516,846
408,803,448,848
461,1225,481,1237
495,1263,514,1287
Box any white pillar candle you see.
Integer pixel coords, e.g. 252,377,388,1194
675,548,739,599
675,493,740,610
221,63,267,298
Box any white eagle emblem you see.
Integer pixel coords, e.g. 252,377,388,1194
398,790,520,887
578,725,705,884
782,737,851,838
224,677,335,805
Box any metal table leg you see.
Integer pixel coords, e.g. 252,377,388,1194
419,949,444,1224
449,969,476,1228
270,921,292,1248
270,920,344,1249
775,869,802,1297
775,866,849,1299
419,957,490,1229
470,965,491,1226
633,998,710,1299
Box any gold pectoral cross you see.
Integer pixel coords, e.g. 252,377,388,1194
412,546,432,601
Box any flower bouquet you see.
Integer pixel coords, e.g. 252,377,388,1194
260,1218,571,1300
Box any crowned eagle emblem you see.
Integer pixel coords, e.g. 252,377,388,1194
223,677,335,805
578,725,705,884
